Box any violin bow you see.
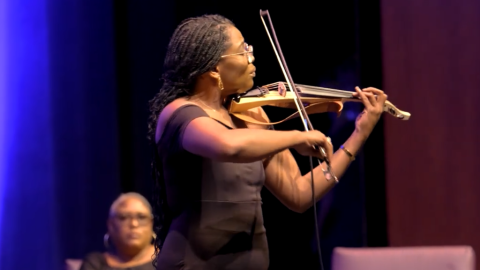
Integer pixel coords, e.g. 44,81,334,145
259,10,337,182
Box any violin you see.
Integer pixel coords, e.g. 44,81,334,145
226,81,411,126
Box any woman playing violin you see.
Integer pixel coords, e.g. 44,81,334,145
148,14,387,270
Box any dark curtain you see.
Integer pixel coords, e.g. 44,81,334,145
0,1,121,269
381,0,480,269
0,1,386,270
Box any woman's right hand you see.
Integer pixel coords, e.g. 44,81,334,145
293,130,333,161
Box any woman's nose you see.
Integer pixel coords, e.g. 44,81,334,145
129,218,139,227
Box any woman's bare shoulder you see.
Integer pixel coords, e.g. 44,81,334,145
155,98,204,143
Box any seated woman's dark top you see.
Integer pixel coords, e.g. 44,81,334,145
79,252,155,270
155,105,268,270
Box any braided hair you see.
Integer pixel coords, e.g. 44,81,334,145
147,14,234,267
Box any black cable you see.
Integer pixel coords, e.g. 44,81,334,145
311,157,325,270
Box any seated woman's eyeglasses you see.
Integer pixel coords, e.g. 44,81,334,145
112,213,152,226
221,42,254,64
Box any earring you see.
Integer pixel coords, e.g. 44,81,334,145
151,232,157,244
103,233,110,249
218,77,224,91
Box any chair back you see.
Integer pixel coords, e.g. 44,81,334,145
331,246,475,270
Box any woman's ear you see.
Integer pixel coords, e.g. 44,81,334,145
208,65,221,79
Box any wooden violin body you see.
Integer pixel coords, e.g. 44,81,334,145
226,82,411,126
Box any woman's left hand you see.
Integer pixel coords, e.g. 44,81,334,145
352,86,388,137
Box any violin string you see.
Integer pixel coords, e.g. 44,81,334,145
260,10,327,270
264,82,354,98
259,83,411,120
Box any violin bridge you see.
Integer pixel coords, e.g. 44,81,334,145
277,82,286,97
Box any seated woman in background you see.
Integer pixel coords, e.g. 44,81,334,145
80,192,156,270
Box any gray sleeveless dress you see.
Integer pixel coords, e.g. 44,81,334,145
155,105,269,270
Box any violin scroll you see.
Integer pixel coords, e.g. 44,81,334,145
384,101,411,120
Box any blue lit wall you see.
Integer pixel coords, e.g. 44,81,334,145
0,1,121,269
0,0,59,267
0,0,7,254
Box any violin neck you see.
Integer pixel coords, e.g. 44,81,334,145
262,82,355,99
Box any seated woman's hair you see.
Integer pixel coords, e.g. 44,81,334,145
109,192,153,217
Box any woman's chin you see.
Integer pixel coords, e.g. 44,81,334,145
235,87,252,95
242,80,254,92
123,239,144,248
223,81,255,96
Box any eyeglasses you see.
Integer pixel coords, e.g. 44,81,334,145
111,213,153,226
221,42,254,64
